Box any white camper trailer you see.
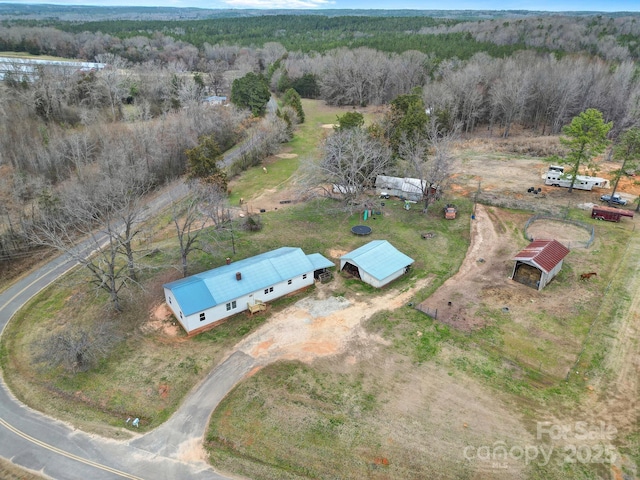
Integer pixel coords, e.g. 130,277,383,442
544,166,608,191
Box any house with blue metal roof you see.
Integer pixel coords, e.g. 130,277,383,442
340,240,414,288
163,247,334,335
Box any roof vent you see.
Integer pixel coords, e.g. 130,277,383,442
236,272,242,281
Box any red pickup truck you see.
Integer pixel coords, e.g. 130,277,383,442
444,204,457,220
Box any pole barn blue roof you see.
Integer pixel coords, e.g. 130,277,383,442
340,240,414,281
164,247,332,316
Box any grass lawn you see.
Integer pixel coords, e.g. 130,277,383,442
227,100,382,206
0,458,45,480
1,97,636,479
0,190,471,438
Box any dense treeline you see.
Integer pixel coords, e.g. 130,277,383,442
422,14,640,60
423,52,640,137
0,17,527,60
0,60,249,269
2,3,627,22
1,11,640,273
3,13,639,60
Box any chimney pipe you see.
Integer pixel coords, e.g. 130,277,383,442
236,272,242,281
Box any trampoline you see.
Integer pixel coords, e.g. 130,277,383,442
351,225,372,236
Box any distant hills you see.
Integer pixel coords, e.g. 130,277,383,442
0,3,637,22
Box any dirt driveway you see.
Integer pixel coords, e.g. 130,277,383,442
211,133,639,479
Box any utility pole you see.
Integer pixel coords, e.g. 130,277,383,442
473,181,481,219
231,224,236,254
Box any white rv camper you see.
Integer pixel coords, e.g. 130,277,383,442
544,166,608,191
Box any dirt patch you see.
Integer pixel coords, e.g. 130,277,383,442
241,185,302,214
142,303,180,337
418,204,593,332
274,153,298,159
327,248,348,260
233,278,430,365
526,218,592,245
175,437,208,463
417,204,516,330
321,124,337,129
450,135,638,215
158,384,170,399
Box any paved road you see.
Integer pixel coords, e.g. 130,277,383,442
219,99,276,169
0,178,257,479
130,351,256,459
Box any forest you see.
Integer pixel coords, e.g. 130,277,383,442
0,8,639,276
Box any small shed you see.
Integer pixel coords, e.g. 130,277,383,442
340,240,414,288
511,239,570,291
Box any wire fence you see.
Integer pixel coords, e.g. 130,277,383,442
415,303,437,319
524,214,595,248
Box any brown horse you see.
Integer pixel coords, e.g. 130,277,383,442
580,272,597,280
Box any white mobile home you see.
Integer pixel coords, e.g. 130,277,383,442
375,175,424,201
164,247,334,335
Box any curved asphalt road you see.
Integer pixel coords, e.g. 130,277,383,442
0,178,260,479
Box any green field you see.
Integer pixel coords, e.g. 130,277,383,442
1,99,636,479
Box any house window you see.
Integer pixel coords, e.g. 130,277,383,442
264,287,273,294
168,297,172,304
269,287,273,292
226,301,237,311
303,274,307,279
288,279,292,285
200,312,206,322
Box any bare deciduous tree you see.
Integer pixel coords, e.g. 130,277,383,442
29,162,152,311
398,119,459,213
95,53,130,122
204,60,228,97
196,181,231,228
30,200,130,312
171,191,208,278
489,57,531,138
35,321,120,373
313,128,392,209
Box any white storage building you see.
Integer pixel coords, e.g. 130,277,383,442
340,240,414,288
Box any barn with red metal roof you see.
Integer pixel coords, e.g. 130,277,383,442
511,239,570,290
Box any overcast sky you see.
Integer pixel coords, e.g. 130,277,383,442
4,0,639,12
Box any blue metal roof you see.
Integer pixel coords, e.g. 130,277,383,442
341,240,414,281
307,253,335,270
164,247,333,316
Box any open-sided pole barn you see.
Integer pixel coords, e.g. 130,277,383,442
511,239,570,291
340,240,414,288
